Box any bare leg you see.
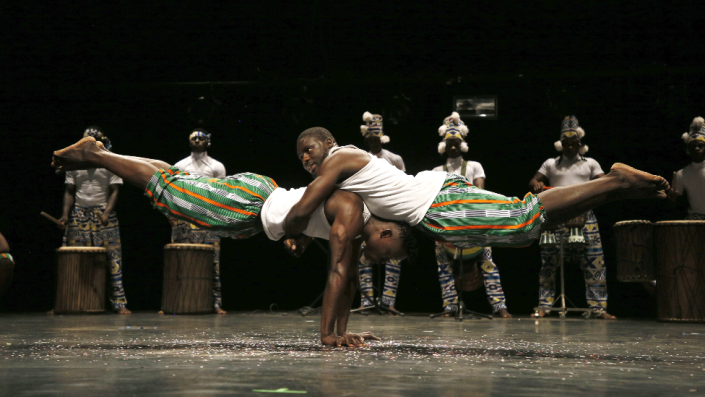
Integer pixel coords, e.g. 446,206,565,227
53,137,169,190
538,163,669,227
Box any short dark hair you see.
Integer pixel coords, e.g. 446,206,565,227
391,220,418,262
298,127,337,145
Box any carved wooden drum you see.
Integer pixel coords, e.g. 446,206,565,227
613,220,655,282
54,246,108,314
654,221,705,322
162,243,214,314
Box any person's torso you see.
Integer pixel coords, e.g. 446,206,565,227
544,156,598,187
432,157,485,181
678,162,705,214
67,168,121,207
174,153,224,178
261,187,331,240
334,146,447,226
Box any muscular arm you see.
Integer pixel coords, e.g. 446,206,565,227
58,184,76,229
284,149,369,236
104,184,119,216
99,184,120,226
473,177,485,190
529,172,549,194
319,191,365,346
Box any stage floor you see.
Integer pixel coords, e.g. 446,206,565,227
0,313,703,396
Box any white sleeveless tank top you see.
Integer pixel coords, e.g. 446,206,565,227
260,186,371,241
332,146,447,226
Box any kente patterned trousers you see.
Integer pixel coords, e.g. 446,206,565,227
358,242,402,308
538,210,608,313
62,204,128,310
435,243,507,313
171,220,223,310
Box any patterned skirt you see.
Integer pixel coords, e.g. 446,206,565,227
145,167,278,239
418,174,546,248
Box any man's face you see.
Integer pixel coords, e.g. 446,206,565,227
190,135,208,152
445,137,463,158
362,226,408,264
561,137,581,158
688,140,705,163
364,136,382,154
297,136,333,177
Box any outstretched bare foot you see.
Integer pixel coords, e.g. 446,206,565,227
609,163,670,199
494,308,513,318
595,312,616,320
215,307,227,315
115,307,131,314
52,137,100,171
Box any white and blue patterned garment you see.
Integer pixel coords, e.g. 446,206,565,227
62,204,127,311
357,242,402,308
538,210,607,313
435,243,507,313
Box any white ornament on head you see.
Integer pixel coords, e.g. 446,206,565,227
459,124,469,136
451,111,461,125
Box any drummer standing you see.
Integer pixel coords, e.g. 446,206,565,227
355,112,405,313
170,128,227,314
668,117,705,219
431,112,512,318
528,116,615,319
57,127,130,314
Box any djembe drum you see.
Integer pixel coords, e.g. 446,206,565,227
441,243,484,291
654,221,705,322
539,213,587,247
54,246,108,314
162,243,214,314
564,213,588,245
613,220,655,282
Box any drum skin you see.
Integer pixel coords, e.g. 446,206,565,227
613,220,654,282
654,221,705,323
54,246,108,314
441,243,482,261
162,243,214,314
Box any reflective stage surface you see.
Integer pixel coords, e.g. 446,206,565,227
1,313,704,396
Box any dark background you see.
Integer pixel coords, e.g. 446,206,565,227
0,0,702,316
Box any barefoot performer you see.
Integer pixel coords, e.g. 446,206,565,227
57,127,131,314
431,113,512,318
283,127,670,321
527,116,615,320
170,128,228,314
285,127,669,247
669,117,705,220
52,136,415,347
356,112,405,314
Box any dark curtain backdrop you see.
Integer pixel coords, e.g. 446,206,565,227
0,70,700,316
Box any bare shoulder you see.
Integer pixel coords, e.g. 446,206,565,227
320,147,370,176
324,190,364,222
